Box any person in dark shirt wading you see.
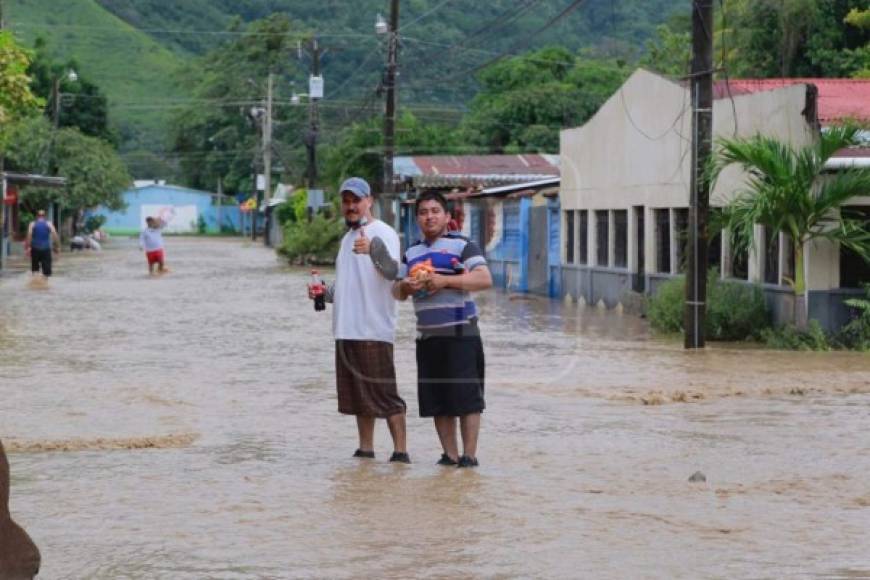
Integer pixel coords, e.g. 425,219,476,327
25,209,60,281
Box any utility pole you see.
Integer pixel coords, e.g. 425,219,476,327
263,73,273,207
306,38,321,197
263,73,274,246
52,77,61,129
381,0,400,228
684,0,714,349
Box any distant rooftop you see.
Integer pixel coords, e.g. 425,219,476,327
394,154,559,188
714,78,870,124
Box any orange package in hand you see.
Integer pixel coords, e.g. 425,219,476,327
409,259,435,282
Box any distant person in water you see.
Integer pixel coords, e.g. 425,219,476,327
139,216,167,275
25,209,60,279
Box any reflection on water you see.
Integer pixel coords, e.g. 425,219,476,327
1,238,868,578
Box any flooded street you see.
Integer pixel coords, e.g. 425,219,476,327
1,237,869,579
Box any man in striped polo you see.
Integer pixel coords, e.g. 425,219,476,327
393,191,493,468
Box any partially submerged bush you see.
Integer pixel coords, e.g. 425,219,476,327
834,284,870,351
761,320,831,351
647,270,770,340
646,276,685,334
706,273,769,340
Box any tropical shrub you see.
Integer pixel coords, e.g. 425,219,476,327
279,214,344,264
647,270,770,340
834,284,870,350
761,320,831,351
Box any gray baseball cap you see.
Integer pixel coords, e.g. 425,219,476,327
339,177,371,198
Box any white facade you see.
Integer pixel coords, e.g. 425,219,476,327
558,69,869,328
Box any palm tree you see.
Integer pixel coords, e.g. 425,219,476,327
713,124,870,328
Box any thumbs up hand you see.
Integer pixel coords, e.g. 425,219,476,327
353,226,371,255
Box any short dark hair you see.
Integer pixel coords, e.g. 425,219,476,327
415,191,448,214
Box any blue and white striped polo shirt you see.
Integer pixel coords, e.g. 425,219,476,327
402,232,488,334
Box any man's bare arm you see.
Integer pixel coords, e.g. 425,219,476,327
429,266,493,293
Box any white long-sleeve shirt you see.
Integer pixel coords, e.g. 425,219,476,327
139,228,164,251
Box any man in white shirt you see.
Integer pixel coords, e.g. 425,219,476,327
139,216,167,275
309,177,409,463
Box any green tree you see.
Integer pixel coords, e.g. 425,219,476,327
843,7,870,78
713,125,870,328
640,12,691,78
170,15,308,195
323,111,462,192
27,39,115,143
726,0,870,78
2,116,131,218
0,32,42,127
461,47,627,152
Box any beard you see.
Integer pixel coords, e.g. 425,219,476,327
345,216,368,229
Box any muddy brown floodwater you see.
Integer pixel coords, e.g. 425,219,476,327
1,237,869,579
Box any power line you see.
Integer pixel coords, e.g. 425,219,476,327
8,20,378,40
402,0,589,90
400,0,460,32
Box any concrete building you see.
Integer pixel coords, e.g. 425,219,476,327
93,183,242,235
559,70,870,330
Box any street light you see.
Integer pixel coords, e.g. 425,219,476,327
52,68,78,129
375,13,388,35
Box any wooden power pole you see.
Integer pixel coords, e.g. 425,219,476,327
382,0,400,228
306,38,321,194
684,0,714,349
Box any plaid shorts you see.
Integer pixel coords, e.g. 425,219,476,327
335,340,406,418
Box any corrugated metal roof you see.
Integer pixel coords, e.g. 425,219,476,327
394,154,559,188
411,173,559,189
714,79,870,124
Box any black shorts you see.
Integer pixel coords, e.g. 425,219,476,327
31,248,52,276
416,335,485,417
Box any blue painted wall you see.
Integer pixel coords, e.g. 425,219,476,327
92,185,241,234
547,198,562,298
485,198,524,292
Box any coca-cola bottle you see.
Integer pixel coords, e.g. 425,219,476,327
311,270,326,311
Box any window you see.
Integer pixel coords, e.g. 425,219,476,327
731,244,749,280
674,208,689,273
578,210,588,265
655,209,671,274
564,210,575,264
764,226,780,284
614,210,627,268
596,210,609,266
840,206,870,288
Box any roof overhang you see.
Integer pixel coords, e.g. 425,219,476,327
478,177,560,197
1,172,67,188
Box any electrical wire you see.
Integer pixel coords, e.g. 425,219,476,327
402,0,588,90
400,0,461,32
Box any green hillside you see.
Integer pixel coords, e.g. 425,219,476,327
6,0,186,151
94,0,685,106
5,0,685,156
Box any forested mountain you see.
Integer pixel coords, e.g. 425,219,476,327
6,0,866,181
5,0,682,151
